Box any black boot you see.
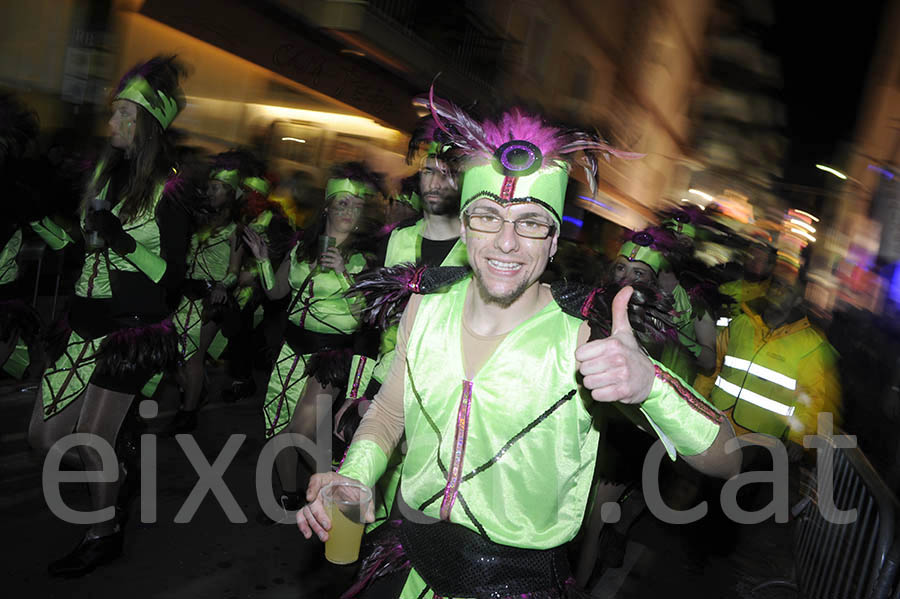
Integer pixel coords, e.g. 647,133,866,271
48,530,123,578
222,379,255,403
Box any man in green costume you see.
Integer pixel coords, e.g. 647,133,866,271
346,123,469,410
299,97,740,598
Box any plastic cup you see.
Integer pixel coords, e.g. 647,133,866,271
85,198,110,251
322,481,371,565
318,235,336,271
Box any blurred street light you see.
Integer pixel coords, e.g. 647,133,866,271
688,188,715,202
815,164,847,180
793,209,820,222
790,218,816,233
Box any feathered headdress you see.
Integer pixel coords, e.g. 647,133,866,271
209,150,247,192
114,56,186,130
406,115,456,164
325,161,386,201
660,206,718,240
619,227,681,274
414,89,643,224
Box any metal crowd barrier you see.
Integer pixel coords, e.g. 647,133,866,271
790,431,898,599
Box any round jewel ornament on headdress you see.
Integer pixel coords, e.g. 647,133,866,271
494,140,543,177
631,231,655,247
618,227,679,274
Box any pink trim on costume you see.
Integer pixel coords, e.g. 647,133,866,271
628,246,639,261
298,280,313,328
349,356,367,399
499,175,517,200
581,288,601,318
407,266,425,293
654,364,722,424
440,380,474,521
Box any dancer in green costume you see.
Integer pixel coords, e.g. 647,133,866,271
243,161,381,514
164,151,246,434
221,166,293,403
298,96,741,599
0,94,42,380
27,57,191,578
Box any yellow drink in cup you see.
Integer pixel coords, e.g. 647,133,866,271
322,481,372,565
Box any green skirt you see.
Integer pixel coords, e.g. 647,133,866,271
262,342,313,439
172,296,228,362
41,331,102,419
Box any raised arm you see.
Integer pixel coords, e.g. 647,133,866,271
243,227,290,300
576,286,740,479
296,294,420,541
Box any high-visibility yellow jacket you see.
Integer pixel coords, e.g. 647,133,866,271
714,278,770,329
697,301,841,442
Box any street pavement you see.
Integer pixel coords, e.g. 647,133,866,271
0,366,796,599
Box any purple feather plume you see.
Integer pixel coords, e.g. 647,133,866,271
413,86,644,198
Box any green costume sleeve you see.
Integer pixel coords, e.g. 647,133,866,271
123,241,167,283
30,218,73,250
639,359,723,459
338,439,389,488
258,259,276,291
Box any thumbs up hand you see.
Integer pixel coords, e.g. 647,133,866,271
575,286,655,404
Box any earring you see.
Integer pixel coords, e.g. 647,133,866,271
550,256,554,263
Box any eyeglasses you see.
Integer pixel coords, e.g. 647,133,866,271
464,212,556,239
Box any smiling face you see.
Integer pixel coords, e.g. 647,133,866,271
108,100,138,150
462,198,558,307
326,192,366,235
419,156,459,216
612,256,658,288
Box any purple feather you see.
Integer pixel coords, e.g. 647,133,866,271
348,263,428,329
623,227,680,252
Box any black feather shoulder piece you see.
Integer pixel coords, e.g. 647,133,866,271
551,280,678,349
348,264,471,329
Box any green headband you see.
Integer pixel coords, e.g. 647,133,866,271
618,241,668,274
664,218,696,239
211,169,240,191
325,178,374,200
115,76,180,129
243,176,270,196
460,161,568,225
426,141,451,157
394,191,422,212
